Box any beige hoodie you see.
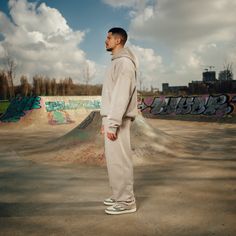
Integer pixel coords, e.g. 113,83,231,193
100,47,138,133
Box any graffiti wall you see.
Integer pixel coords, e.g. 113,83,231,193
2,94,235,124
0,96,101,125
138,94,236,117
0,96,41,122
45,99,101,125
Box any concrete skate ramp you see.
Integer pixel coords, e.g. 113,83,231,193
0,96,101,130
29,111,184,166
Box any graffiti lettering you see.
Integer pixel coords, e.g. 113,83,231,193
203,95,232,116
0,96,41,122
45,99,101,112
191,97,206,115
138,94,235,117
232,96,236,103
48,111,75,125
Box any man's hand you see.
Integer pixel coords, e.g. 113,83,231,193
107,132,117,141
100,125,105,135
100,124,117,141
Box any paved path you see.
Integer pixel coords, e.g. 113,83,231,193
0,120,236,236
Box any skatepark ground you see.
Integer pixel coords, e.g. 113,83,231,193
0,118,236,236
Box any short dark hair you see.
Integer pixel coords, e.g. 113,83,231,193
108,27,128,45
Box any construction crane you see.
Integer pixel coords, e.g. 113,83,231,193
200,65,215,72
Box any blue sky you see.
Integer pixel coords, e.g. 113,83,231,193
0,0,130,63
41,0,131,63
0,0,236,90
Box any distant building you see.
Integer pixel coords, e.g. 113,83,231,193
162,83,169,93
162,69,236,95
202,71,217,82
162,83,188,95
188,81,208,94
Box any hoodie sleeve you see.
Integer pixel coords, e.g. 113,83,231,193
107,58,134,133
100,80,108,126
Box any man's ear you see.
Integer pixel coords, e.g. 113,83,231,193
115,36,121,45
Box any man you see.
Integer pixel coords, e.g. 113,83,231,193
100,27,138,215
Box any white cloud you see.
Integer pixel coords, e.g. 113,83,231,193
102,0,150,9
9,0,70,35
130,5,154,26
130,0,236,47
127,43,165,90
0,0,94,84
2,0,235,90
105,0,236,89
0,44,5,58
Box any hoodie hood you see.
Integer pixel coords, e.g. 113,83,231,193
111,47,138,69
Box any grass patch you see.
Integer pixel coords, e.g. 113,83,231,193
0,101,10,114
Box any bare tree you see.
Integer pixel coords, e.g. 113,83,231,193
0,70,9,100
138,70,144,92
62,79,66,96
58,79,66,96
51,78,58,96
20,75,30,96
45,77,52,96
83,62,93,95
33,75,41,96
6,57,17,98
218,61,234,81
65,77,73,95
40,76,46,96
64,78,69,95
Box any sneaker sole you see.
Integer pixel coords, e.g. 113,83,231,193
103,201,115,206
105,207,137,215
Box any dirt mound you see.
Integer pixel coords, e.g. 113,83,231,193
25,111,184,166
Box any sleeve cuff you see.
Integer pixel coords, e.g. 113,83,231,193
108,126,118,134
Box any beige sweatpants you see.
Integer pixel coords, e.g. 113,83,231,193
104,117,135,203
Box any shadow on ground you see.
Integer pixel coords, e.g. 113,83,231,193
0,119,236,235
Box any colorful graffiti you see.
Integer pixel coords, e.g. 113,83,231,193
47,111,75,125
0,96,41,122
138,94,236,117
45,99,100,125
45,99,101,112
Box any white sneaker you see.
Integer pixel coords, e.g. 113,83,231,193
105,202,137,215
103,197,116,206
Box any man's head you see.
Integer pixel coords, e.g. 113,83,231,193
105,27,128,52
